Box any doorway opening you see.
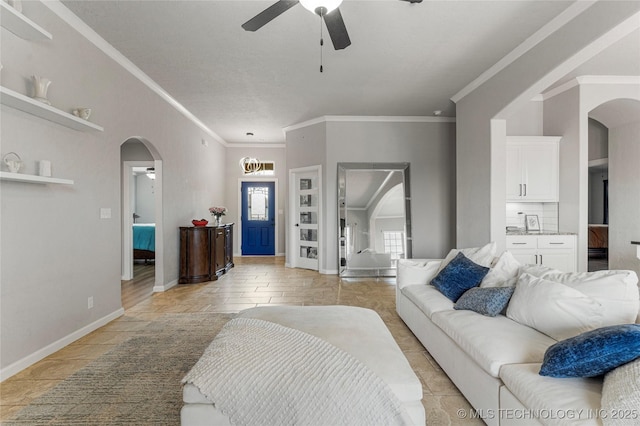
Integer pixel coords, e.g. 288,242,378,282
120,138,165,309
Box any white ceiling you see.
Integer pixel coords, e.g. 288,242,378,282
60,1,637,145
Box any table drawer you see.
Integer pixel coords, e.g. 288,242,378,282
538,235,575,249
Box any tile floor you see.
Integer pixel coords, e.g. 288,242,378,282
1,257,481,425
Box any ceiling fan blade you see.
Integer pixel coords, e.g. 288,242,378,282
323,7,351,50
242,1,299,32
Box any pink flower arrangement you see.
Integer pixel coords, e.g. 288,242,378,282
209,206,227,217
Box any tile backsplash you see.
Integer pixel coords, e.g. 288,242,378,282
506,202,558,232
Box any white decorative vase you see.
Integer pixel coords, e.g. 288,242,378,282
32,75,52,105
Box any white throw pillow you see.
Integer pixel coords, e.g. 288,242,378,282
436,242,497,274
524,268,639,327
480,251,521,288
396,260,441,289
506,273,604,341
602,358,640,426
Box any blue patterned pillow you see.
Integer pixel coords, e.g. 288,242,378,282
454,287,515,316
539,324,640,378
430,252,490,302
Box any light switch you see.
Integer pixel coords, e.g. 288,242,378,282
100,208,111,219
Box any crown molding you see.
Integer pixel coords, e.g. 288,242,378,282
451,1,597,104
541,75,640,101
41,1,228,147
283,115,456,133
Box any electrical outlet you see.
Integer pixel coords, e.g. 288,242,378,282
88,296,94,309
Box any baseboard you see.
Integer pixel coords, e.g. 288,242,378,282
320,268,338,275
0,307,125,382
153,279,177,292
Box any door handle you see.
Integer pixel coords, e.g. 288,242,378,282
519,184,522,196
523,184,527,196
295,223,299,227
535,254,538,264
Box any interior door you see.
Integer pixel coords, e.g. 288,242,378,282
291,168,320,271
241,181,275,255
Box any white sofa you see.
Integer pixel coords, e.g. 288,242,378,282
396,252,640,426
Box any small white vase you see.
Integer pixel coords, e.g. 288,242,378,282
32,75,52,105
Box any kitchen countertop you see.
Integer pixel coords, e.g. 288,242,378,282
506,231,577,236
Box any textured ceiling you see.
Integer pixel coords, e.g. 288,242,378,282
60,0,635,145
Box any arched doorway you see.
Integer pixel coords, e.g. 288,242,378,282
587,98,640,272
120,138,165,308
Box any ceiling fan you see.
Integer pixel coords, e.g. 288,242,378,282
242,0,423,51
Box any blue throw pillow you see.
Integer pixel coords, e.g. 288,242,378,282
454,287,515,317
539,324,640,378
430,252,490,302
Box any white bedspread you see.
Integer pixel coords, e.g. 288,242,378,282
182,318,413,426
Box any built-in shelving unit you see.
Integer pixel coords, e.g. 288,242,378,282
0,86,104,132
0,171,74,185
0,1,52,41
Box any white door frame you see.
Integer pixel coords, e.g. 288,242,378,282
288,165,322,271
122,160,164,290
237,177,278,256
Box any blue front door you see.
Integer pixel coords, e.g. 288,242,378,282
241,181,275,255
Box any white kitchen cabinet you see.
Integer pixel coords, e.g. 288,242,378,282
506,137,560,202
506,234,576,272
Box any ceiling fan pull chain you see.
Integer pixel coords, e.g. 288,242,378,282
319,15,324,73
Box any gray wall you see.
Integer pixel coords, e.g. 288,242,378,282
1,2,226,375
225,146,287,256
287,119,456,273
609,121,640,272
285,123,327,267
589,118,609,160
588,118,609,225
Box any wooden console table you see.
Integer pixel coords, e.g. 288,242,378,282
179,224,234,284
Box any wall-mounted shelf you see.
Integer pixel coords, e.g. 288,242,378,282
0,171,74,185
0,86,104,132
0,1,52,41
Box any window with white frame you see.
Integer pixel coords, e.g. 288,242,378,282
383,231,404,260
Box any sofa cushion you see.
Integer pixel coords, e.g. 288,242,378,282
401,284,453,319
454,287,515,317
539,324,640,378
431,253,489,302
602,358,640,426
520,267,640,327
436,241,497,274
507,273,604,341
431,310,556,377
500,363,602,425
480,251,520,288
396,259,441,290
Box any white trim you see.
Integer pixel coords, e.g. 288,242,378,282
284,115,456,133
451,1,597,103
42,1,227,147
542,75,640,101
238,178,279,256
0,308,125,382
153,278,177,293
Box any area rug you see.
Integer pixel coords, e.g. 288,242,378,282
5,313,233,425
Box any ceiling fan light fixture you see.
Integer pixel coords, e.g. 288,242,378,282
299,0,343,15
